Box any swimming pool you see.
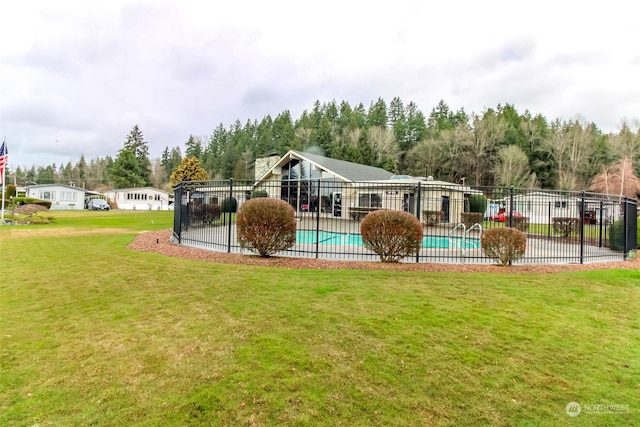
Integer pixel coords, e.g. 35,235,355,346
296,230,480,249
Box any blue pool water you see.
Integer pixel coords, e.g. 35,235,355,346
296,230,480,249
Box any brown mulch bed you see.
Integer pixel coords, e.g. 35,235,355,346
127,229,640,274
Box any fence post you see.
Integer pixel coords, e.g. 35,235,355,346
227,178,233,253
579,191,585,264
598,199,604,248
547,202,552,240
315,179,321,259
623,197,628,260
174,184,182,244
416,182,422,221
509,186,514,228
416,182,421,263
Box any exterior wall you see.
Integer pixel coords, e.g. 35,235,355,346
189,185,252,211
512,195,581,224
420,188,465,224
105,188,171,211
26,185,86,210
254,155,281,180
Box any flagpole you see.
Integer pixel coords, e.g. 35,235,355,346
1,167,5,221
0,139,5,221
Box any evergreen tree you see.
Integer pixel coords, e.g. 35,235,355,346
352,103,367,128
77,154,87,180
389,97,407,148
272,111,295,152
404,101,427,145
170,156,209,186
36,164,56,184
185,135,204,160
367,97,388,128
427,99,454,133
122,124,152,185
161,146,170,178
109,149,146,188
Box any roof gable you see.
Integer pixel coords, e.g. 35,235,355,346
26,183,86,192
109,187,169,195
285,150,394,182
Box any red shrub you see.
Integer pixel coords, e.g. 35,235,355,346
461,212,483,229
481,227,527,266
236,198,296,257
361,210,423,263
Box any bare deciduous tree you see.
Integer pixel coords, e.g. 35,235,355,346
494,145,537,187
589,157,640,198
544,118,595,190
466,112,507,185
368,126,399,171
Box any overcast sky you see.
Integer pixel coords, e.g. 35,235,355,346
1,0,639,169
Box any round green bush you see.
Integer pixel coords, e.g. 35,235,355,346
221,197,238,213
360,210,423,263
469,194,488,214
609,217,640,251
236,198,296,257
251,190,268,198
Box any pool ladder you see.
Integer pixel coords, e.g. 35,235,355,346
448,223,483,258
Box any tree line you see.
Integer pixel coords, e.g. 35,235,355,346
6,98,640,196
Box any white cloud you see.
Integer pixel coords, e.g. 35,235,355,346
1,0,639,169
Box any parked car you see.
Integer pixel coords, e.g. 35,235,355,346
87,199,110,211
491,211,521,222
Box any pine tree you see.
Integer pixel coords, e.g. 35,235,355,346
170,156,209,186
109,149,146,188
77,154,87,180
122,125,152,186
367,98,388,128
185,135,203,160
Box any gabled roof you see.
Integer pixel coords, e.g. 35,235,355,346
108,187,169,194
258,150,394,183
25,183,87,192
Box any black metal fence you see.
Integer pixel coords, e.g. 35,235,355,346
173,179,638,265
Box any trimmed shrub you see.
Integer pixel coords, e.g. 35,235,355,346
607,217,640,251
251,190,268,198
237,198,296,257
481,227,527,266
11,204,53,224
461,212,483,229
191,203,221,224
221,197,238,213
203,203,222,224
423,210,443,226
361,210,423,263
5,184,16,199
468,194,488,214
12,197,52,209
513,216,530,233
552,217,579,237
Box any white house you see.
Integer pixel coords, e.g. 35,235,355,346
104,187,172,211
25,183,87,210
506,191,617,224
250,150,471,224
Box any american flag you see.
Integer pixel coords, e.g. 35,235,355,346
0,140,7,176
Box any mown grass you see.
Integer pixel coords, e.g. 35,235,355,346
0,211,639,426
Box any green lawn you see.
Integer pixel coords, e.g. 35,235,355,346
0,211,638,426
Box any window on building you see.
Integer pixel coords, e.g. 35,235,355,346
39,191,54,200
60,192,77,202
554,201,567,209
358,193,382,208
